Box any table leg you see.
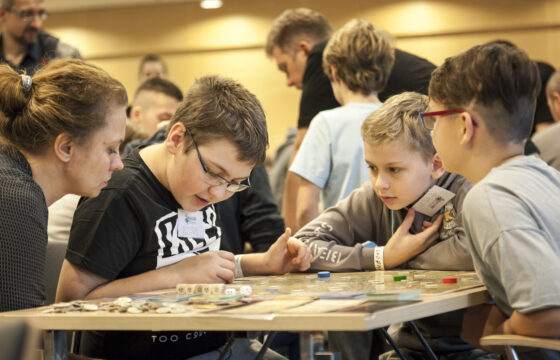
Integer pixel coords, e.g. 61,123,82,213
43,330,68,360
407,321,437,360
300,332,313,360
503,345,520,360
380,328,408,360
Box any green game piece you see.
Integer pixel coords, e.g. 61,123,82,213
393,275,407,282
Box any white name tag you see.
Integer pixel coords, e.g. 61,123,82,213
412,185,456,216
177,210,205,239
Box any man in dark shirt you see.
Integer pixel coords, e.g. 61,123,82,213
0,0,81,75
265,8,435,231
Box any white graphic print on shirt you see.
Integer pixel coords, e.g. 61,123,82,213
154,205,221,268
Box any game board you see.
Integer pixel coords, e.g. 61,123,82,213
38,270,482,316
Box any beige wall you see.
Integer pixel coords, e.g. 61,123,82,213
27,0,560,152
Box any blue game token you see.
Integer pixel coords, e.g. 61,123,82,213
318,271,331,278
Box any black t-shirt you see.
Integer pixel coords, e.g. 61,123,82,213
67,150,225,359
297,42,435,128
298,41,340,129
378,48,435,102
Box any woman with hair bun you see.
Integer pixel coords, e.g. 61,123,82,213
0,58,128,312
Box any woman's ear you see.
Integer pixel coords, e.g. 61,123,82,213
431,153,446,180
165,122,186,155
53,133,74,162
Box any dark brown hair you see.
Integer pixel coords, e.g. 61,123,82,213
133,77,183,103
323,19,395,95
0,59,128,154
429,43,540,144
169,75,268,166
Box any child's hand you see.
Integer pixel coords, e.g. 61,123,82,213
383,209,442,269
263,228,312,274
169,250,235,284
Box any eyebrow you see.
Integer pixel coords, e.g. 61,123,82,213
205,158,249,182
366,160,405,167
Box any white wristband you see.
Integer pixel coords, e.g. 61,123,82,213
234,255,244,278
374,246,385,271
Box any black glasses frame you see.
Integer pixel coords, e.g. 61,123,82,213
185,128,250,193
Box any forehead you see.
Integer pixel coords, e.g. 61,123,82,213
11,0,45,9
365,138,423,164
142,61,164,72
93,105,126,141
271,46,294,64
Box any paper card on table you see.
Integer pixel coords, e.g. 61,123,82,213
365,289,421,301
279,299,365,313
220,299,311,314
412,186,455,216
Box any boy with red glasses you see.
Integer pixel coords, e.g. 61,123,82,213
429,43,560,358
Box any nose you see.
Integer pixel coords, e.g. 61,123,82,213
375,173,390,190
286,76,295,87
111,155,124,171
29,14,42,28
208,182,229,200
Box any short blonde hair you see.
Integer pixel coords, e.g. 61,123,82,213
361,92,434,160
323,19,395,95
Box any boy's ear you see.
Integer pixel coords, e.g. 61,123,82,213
165,122,186,155
552,91,560,110
53,133,74,163
459,111,476,147
330,66,339,82
430,153,446,180
129,106,142,124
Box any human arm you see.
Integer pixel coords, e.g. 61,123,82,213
296,178,321,229
240,228,311,276
294,183,380,271
281,127,307,232
461,304,560,351
0,176,48,310
460,178,560,345
56,250,236,301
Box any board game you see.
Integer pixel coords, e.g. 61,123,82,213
39,270,482,316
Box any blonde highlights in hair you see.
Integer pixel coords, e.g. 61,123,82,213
361,92,434,160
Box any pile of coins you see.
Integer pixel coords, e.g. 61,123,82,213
42,297,191,314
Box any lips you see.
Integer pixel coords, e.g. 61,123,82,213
379,195,396,204
194,195,210,207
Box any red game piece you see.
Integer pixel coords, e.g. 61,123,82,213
442,277,457,284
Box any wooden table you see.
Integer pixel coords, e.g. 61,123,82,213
0,271,491,360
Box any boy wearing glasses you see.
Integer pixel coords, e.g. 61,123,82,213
56,76,310,360
0,0,81,75
294,92,482,359
428,43,560,357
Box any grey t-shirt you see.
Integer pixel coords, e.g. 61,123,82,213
463,155,560,316
532,122,560,171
